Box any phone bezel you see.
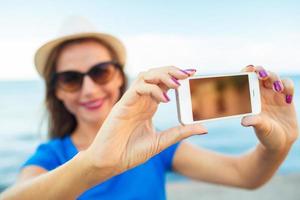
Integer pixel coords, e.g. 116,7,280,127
175,72,261,125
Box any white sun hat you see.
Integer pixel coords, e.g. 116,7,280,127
34,16,126,77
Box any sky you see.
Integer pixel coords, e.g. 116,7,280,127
0,0,299,80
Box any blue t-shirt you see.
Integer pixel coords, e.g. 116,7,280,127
21,136,180,200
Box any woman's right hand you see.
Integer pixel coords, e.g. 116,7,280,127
85,66,208,179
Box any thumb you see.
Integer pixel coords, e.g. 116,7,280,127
156,123,208,152
241,114,273,136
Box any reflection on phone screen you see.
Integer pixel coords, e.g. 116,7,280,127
190,75,252,121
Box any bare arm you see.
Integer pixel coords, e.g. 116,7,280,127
173,66,298,189
1,67,208,199
173,142,292,189
0,151,116,200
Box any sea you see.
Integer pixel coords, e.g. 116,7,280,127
0,76,299,191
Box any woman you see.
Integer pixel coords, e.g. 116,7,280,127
1,31,298,200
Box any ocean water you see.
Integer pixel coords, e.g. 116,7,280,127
0,76,299,190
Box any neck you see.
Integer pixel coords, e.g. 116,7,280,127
71,120,103,151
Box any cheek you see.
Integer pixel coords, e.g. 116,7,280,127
105,83,122,104
56,90,80,115
107,72,124,101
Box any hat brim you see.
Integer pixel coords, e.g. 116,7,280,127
34,32,126,77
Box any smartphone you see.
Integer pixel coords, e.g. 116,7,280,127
175,72,261,125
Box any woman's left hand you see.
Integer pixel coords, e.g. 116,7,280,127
241,65,298,152
86,67,207,176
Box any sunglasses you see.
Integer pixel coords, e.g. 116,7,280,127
52,61,121,92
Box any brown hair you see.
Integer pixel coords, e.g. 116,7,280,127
43,37,127,139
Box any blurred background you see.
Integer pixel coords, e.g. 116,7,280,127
0,0,299,199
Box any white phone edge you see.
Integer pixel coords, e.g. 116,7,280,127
175,72,261,125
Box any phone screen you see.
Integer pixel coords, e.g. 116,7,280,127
190,75,252,121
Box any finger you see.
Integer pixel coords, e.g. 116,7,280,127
135,82,170,103
156,124,208,152
241,114,272,135
158,82,169,93
167,66,197,79
253,66,284,92
241,64,256,72
145,73,181,89
143,66,196,86
255,66,269,81
241,115,284,150
281,78,294,104
154,66,197,79
263,71,284,92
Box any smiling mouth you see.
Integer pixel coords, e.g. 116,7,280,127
79,98,105,110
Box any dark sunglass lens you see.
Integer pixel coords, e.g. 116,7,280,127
56,72,83,92
89,63,115,84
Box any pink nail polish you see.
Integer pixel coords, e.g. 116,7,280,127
180,69,190,76
171,77,180,85
273,81,282,92
185,69,197,72
286,95,293,104
180,69,197,76
163,92,170,102
259,70,268,78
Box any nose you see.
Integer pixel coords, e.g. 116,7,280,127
80,75,102,97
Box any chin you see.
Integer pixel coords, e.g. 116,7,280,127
82,115,104,125
83,110,107,122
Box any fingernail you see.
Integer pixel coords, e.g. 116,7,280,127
180,69,190,76
185,69,197,72
171,77,180,85
163,92,170,102
180,69,196,76
273,81,282,92
246,65,255,71
286,95,293,104
258,70,268,78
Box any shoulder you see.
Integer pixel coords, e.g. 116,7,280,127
156,142,182,171
44,136,68,152
35,137,68,158
21,136,72,171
